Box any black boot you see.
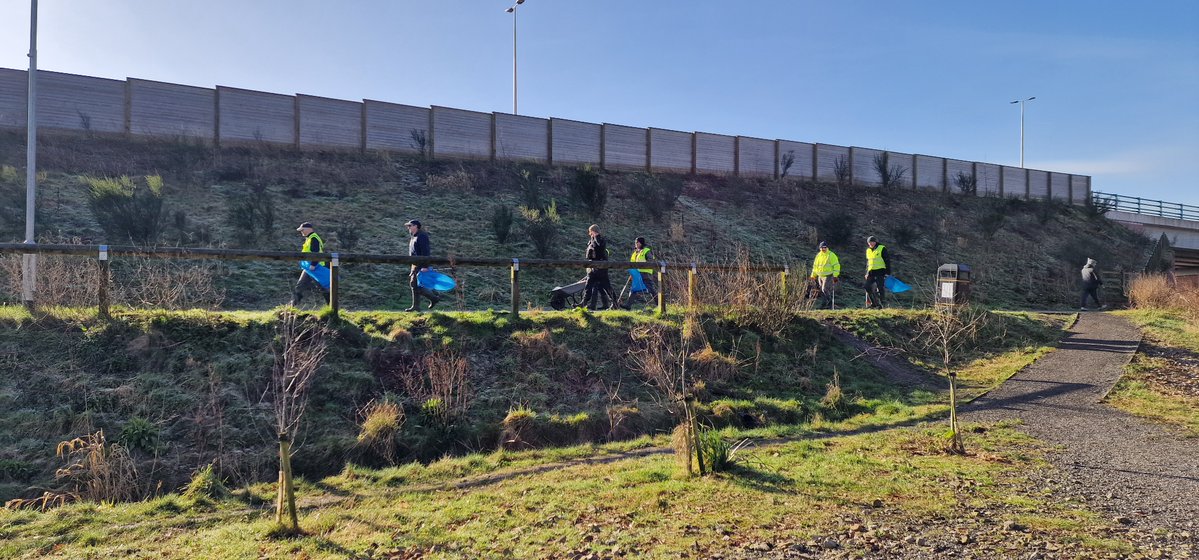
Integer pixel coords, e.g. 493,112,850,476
405,287,421,312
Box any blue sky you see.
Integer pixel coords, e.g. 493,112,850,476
1,1,1196,204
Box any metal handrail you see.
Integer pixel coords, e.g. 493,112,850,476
1092,191,1199,222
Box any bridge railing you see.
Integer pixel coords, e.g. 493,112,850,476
0,243,797,319
1093,191,1199,222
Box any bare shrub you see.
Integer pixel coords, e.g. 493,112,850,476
676,248,810,336
426,166,476,191
569,165,606,219
817,210,856,248
335,221,362,251
780,150,796,178
954,171,977,195
491,205,515,244
1130,274,1199,321
629,318,705,476
520,200,561,258
112,257,226,310
224,182,275,246
873,152,909,189
86,175,165,244
833,156,851,187
917,306,990,454
402,350,473,425
627,173,685,223
0,252,97,307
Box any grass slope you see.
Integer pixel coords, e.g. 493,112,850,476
0,131,1148,311
1106,310,1199,436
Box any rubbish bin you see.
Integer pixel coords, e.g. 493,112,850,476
936,264,971,306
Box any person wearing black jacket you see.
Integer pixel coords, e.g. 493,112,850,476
863,235,893,309
404,219,441,312
1079,258,1106,310
578,224,616,310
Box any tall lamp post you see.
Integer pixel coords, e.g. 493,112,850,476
23,0,39,309
1010,96,1035,168
504,0,525,115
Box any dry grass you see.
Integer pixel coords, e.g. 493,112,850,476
356,399,404,463
1129,274,1199,322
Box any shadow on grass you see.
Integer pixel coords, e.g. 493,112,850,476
723,463,795,494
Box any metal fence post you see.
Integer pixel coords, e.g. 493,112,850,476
510,258,520,316
97,245,110,319
657,261,666,315
688,262,697,309
329,253,340,317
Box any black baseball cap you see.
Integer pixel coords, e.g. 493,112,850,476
404,219,421,228
296,222,314,231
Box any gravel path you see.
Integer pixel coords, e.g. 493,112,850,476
964,312,1199,545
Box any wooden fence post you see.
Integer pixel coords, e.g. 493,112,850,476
97,245,110,319
329,253,340,317
510,258,521,316
781,264,789,300
657,262,666,315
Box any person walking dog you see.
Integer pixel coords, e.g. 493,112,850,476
404,219,442,312
810,241,840,309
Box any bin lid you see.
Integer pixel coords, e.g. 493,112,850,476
937,263,972,276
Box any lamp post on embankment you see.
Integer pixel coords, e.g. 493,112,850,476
505,0,526,115
1010,96,1035,168
22,0,40,309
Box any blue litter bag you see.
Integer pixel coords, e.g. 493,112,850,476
299,261,331,290
628,270,648,293
885,275,911,293
417,270,457,292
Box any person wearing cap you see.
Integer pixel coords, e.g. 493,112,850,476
863,236,892,309
578,224,616,310
625,236,656,307
809,241,840,309
291,222,329,306
404,219,441,311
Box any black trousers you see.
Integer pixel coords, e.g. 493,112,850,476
292,271,328,305
580,268,616,309
865,270,887,308
409,267,441,309
1080,285,1102,308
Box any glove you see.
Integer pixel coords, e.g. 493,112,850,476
833,277,839,283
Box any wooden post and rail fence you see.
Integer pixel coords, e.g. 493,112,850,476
0,243,792,319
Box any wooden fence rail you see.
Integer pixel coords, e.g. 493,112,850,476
0,243,791,318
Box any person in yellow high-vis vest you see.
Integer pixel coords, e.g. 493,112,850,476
625,236,656,307
863,236,892,308
291,221,329,306
809,241,840,309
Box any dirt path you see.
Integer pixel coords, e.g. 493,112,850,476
964,312,1199,538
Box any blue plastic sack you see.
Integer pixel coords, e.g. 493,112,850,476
299,261,331,290
628,270,648,293
417,270,457,292
885,275,911,293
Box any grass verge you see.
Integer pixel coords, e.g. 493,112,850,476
1106,310,1199,436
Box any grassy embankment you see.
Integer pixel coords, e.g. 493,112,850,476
0,130,1149,311
1108,310,1199,436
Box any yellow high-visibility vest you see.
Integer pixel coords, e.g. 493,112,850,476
301,233,326,266
811,250,840,277
866,244,887,271
631,247,653,274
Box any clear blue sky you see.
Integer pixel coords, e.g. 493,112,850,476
1,1,1196,204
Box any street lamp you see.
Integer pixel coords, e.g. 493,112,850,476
1010,96,1036,168
23,0,39,308
504,0,525,115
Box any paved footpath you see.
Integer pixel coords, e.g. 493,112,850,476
964,312,1199,535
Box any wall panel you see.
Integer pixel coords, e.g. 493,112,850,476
129,78,214,139
364,100,428,153
915,155,944,191
1002,166,1027,198
495,113,548,162
694,132,735,174
737,136,775,177
431,106,491,159
39,71,125,133
649,128,692,173
602,124,646,171
1050,172,1070,201
1071,175,1091,205
218,86,295,144
779,140,814,180
298,94,361,149
977,162,1001,196
1028,169,1049,200
946,159,974,194
851,147,883,186
550,118,600,166
0,68,26,127
815,144,850,182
